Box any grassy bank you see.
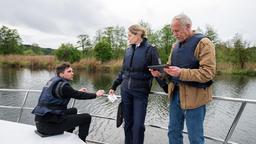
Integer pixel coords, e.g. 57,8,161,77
0,55,122,72
72,57,122,72
0,55,256,75
216,63,256,76
0,55,57,69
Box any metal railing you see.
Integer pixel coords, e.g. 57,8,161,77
1,88,256,144
150,91,256,144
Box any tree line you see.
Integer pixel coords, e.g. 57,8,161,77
1,24,256,69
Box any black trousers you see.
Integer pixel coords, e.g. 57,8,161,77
121,89,148,144
35,107,92,142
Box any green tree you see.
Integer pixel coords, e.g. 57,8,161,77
94,29,103,44
77,34,92,55
103,27,114,48
158,24,176,62
138,22,176,63
111,26,127,58
247,46,256,62
23,49,35,55
55,43,81,63
22,43,44,55
231,33,249,69
204,25,219,45
215,42,229,63
104,26,127,50
139,21,159,45
113,26,127,49
94,38,112,62
94,26,127,59
0,26,22,55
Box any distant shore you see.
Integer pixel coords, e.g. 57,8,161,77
0,55,255,76
0,55,122,73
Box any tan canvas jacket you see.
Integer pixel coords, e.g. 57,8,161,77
167,37,216,109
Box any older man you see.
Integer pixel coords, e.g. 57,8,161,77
151,14,216,144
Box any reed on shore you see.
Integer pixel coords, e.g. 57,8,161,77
0,55,255,75
0,55,123,72
0,55,57,69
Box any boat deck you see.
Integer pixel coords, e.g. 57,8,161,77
1,88,256,144
0,119,85,144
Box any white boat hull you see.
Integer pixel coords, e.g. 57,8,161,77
0,120,85,144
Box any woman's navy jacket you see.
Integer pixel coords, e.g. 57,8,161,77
111,38,163,93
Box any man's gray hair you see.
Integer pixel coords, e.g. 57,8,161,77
172,13,192,27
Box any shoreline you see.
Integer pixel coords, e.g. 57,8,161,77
0,55,256,75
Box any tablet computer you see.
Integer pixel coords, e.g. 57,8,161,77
148,64,170,71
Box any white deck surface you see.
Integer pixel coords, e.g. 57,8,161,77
0,120,85,144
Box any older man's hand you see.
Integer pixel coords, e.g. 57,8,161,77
164,66,181,77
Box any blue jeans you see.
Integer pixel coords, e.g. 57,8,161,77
168,88,206,144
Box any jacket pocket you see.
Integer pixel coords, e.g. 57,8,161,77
183,85,212,109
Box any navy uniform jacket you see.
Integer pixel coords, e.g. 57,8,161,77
111,38,167,93
32,76,96,116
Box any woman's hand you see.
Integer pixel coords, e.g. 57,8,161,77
108,89,115,96
149,69,161,77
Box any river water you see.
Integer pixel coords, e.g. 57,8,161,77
0,67,255,144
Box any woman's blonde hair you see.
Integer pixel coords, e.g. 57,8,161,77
128,24,147,38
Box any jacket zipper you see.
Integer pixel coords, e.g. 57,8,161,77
128,46,135,89
128,77,131,89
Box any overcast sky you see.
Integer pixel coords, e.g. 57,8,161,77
0,0,255,48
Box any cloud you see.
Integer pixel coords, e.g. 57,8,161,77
0,0,127,48
0,0,106,34
0,0,256,48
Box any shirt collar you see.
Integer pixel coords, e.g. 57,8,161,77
136,39,143,48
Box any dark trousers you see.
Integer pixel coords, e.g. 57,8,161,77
121,89,148,144
35,107,92,142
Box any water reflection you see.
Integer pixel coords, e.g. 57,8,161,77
0,68,18,88
90,72,114,90
0,67,256,144
213,74,251,98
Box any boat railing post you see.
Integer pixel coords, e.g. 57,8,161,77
17,89,30,123
223,101,247,144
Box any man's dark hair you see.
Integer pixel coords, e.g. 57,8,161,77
56,62,71,76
